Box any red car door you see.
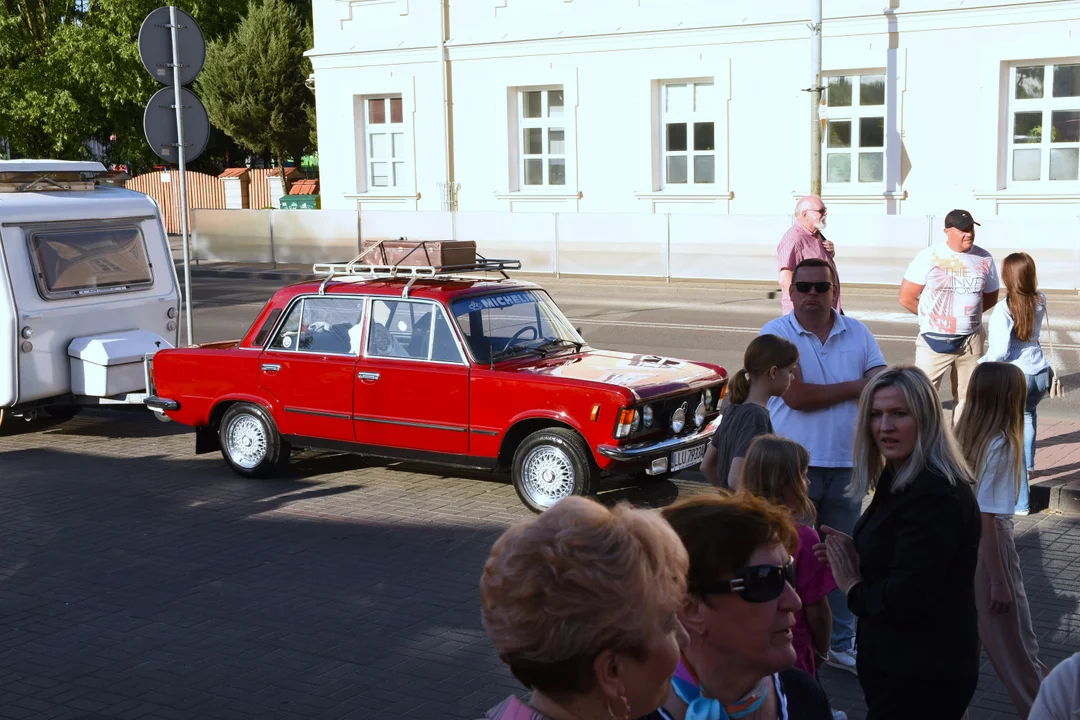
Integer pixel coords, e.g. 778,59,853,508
353,298,470,455
258,295,365,443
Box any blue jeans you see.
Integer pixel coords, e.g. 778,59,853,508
807,466,861,653
1018,367,1053,513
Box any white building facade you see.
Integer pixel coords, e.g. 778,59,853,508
308,0,1080,218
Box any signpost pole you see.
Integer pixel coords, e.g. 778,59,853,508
169,4,194,346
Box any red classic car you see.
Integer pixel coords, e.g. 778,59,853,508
146,265,727,512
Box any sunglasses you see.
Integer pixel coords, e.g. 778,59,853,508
793,281,834,294
698,558,796,603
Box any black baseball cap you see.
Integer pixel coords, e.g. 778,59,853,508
944,209,980,230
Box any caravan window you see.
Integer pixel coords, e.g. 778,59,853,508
28,225,154,299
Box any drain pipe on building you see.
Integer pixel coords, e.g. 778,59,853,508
438,0,455,211
808,0,823,196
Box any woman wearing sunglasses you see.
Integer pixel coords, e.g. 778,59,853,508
816,366,981,720
642,492,834,720
480,496,691,720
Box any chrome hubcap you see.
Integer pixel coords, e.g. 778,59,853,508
521,445,576,508
226,414,268,469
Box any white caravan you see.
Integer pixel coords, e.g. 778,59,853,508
0,160,180,430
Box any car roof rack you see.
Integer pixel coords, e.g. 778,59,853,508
314,239,522,297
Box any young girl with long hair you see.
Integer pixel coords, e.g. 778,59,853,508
700,334,799,490
955,362,1050,719
740,435,837,683
981,252,1054,515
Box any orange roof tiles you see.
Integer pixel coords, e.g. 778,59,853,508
288,179,320,195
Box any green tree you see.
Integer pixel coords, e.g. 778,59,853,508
197,0,312,169
0,0,247,171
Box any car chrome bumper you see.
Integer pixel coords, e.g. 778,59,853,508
597,416,720,461
145,396,180,412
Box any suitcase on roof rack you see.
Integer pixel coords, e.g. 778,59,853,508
360,238,477,270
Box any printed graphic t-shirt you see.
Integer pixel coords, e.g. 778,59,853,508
903,243,1000,336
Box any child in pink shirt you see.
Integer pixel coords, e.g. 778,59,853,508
740,434,838,676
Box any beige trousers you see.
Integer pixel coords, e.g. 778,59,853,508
914,326,985,422
974,516,1050,720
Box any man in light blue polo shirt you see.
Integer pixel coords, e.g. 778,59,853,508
761,257,886,676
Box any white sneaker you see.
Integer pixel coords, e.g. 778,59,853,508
831,711,848,720
827,647,857,675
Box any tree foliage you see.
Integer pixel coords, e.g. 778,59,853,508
196,0,313,169
0,0,265,172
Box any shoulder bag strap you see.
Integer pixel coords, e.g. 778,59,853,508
1043,303,1058,368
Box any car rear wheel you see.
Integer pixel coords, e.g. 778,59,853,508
219,403,290,478
512,428,595,513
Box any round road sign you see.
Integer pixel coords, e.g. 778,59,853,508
138,6,206,86
143,86,210,164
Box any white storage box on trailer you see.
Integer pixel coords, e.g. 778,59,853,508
68,330,174,397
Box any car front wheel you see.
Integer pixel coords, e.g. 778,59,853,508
512,428,595,513
218,403,290,478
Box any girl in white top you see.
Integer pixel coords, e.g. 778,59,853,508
980,252,1054,515
956,362,1050,719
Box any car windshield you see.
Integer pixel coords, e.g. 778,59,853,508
449,290,582,364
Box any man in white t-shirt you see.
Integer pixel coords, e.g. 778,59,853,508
899,209,1000,421
762,258,887,675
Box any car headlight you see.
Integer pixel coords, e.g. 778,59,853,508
642,404,655,427
703,388,714,409
694,399,707,427
631,410,642,433
671,402,687,434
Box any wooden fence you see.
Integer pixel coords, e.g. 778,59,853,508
125,170,225,235
125,169,296,233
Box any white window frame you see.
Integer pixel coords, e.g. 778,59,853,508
821,72,887,187
659,80,717,189
1006,61,1080,187
362,95,410,191
517,86,568,189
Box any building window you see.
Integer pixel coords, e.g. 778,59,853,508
661,81,715,187
518,88,566,187
365,96,408,189
822,73,886,184
1008,62,1080,183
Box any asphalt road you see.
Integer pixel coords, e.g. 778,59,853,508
183,274,1080,421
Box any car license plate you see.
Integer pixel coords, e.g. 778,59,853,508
671,443,707,472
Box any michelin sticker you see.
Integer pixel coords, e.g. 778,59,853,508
466,293,533,312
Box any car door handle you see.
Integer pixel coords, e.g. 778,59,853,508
357,372,380,381
262,363,281,372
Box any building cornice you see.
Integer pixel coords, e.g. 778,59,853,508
309,1,1079,67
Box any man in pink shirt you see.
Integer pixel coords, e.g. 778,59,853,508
777,195,842,315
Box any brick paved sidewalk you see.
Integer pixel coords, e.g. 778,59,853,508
0,410,1077,720
1030,419,1080,514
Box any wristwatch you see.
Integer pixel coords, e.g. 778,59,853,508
816,650,830,664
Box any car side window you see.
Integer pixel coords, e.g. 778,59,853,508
269,301,303,351
368,300,463,363
268,297,365,355
432,307,464,363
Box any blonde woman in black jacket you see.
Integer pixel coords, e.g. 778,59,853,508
815,366,981,720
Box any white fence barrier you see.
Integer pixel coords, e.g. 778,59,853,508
190,209,1080,290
